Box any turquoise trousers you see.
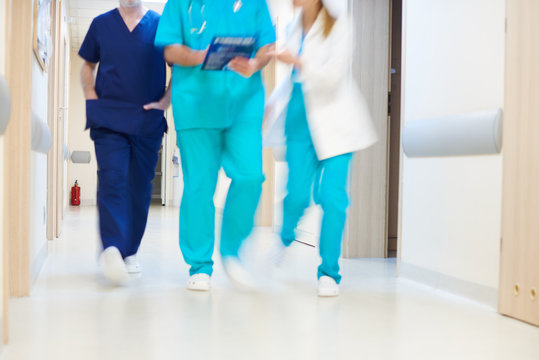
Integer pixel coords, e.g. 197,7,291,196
282,84,353,284
177,120,264,276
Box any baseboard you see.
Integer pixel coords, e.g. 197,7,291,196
399,262,498,309
31,241,48,287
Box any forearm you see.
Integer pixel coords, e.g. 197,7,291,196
80,62,98,99
164,45,206,67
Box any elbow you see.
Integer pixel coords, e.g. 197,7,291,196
164,47,175,64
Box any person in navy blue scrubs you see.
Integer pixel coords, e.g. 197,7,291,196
79,0,170,285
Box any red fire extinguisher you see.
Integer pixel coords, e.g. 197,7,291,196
71,180,81,206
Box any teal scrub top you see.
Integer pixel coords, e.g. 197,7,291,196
155,0,276,130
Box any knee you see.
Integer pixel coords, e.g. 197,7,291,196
182,183,214,204
230,172,264,190
97,168,127,192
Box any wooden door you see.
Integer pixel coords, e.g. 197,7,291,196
498,0,539,327
344,0,391,258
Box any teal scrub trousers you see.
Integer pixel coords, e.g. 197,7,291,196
282,83,353,284
177,120,264,276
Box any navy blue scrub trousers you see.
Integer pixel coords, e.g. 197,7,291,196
90,127,163,258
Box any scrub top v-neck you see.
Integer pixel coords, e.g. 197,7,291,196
79,8,167,136
155,0,276,131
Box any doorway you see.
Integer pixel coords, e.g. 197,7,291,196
344,0,403,259
151,139,167,206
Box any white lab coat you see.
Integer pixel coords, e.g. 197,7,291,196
264,11,378,161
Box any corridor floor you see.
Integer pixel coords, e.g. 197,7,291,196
4,206,539,360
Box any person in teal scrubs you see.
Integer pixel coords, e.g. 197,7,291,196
155,0,276,291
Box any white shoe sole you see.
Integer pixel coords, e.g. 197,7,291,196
187,274,211,291
187,284,211,292
187,281,210,291
125,265,142,274
318,289,340,297
187,284,210,291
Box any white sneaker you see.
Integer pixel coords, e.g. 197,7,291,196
222,257,256,292
187,273,211,291
318,276,339,297
100,247,129,285
124,255,142,274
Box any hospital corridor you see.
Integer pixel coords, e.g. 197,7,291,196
0,0,538,359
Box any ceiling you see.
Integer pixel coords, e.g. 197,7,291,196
65,0,166,51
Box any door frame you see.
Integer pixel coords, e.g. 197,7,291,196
396,0,409,271
46,0,59,241
3,0,33,298
47,0,67,240
55,10,67,238
498,0,539,327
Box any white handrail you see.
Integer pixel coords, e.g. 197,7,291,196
402,109,503,158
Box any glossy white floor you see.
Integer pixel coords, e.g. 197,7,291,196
4,205,538,360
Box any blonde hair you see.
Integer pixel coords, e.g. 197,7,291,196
322,6,336,38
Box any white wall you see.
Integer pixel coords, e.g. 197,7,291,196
30,58,49,281
68,52,97,205
62,1,71,211
400,0,505,290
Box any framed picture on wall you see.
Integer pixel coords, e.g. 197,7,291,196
33,0,52,72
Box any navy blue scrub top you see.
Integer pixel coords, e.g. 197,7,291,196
79,9,167,136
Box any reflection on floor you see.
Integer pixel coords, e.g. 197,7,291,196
4,206,539,359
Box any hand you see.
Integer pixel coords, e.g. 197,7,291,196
276,50,300,67
85,89,98,100
228,57,259,78
143,99,169,111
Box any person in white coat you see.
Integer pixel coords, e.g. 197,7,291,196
264,0,377,296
